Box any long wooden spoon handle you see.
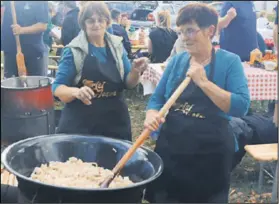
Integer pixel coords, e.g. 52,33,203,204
100,77,191,188
10,1,21,53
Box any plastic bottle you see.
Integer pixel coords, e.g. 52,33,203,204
129,27,139,46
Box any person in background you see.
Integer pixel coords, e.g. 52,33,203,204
217,7,237,32
257,31,267,54
267,4,278,121
60,1,80,46
1,1,49,77
51,3,64,27
51,3,64,57
120,13,132,32
164,29,187,64
43,2,55,53
111,9,132,58
43,2,55,77
144,3,250,203
257,11,269,29
219,1,258,62
148,10,178,63
274,4,278,52
53,2,148,141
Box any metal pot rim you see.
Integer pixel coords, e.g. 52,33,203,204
1,134,164,192
1,76,54,90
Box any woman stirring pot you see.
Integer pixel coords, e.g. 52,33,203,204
52,2,148,141
144,3,250,203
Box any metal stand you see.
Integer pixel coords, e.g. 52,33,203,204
258,161,277,198
271,162,278,203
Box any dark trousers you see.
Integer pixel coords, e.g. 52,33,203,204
4,52,48,78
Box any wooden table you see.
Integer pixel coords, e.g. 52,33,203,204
141,63,278,101
245,143,278,199
52,44,64,49
131,44,148,53
49,56,61,59
245,144,278,161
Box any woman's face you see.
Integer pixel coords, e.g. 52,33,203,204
85,14,108,38
179,22,215,55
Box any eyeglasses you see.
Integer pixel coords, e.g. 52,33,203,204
85,17,107,25
180,28,201,38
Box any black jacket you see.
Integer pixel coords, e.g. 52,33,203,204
242,113,278,144
230,117,253,146
51,13,63,27
112,23,132,56
149,27,178,63
61,7,80,46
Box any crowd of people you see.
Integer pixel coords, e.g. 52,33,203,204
1,1,278,203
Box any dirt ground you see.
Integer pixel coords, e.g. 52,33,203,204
124,88,275,203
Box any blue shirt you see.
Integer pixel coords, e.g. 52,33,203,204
220,2,258,61
147,49,251,120
52,44,132,93
1,1,48,55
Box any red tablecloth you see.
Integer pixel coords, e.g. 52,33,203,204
243,64,277,101
141,63,278,101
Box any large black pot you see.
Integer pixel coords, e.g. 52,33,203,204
1,135,163,203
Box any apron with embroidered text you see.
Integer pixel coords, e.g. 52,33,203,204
57,44,132,141
145,49,235,203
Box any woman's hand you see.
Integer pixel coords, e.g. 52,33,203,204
144,110,165,132
186,60,208,87
126,57,149,89
73,86,95,105
131,57,149,75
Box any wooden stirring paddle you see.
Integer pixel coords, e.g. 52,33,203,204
100,77,191,188
10,1,27,77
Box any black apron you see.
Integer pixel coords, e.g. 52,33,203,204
57,44,132,141
145,49,235,203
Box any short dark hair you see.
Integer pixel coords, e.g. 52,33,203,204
121,13,129,18
111,9,121,20
176,2,218,30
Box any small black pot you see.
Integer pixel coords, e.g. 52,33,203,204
1,135,163,203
